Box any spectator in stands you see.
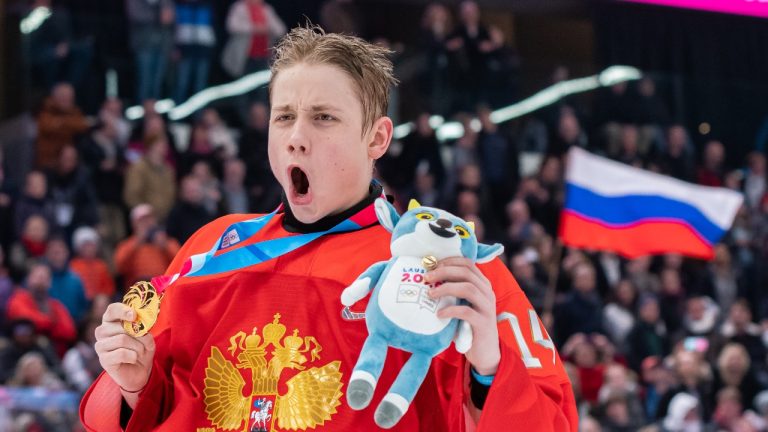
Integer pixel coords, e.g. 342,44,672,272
510,252,546,314
744,152,766,210
115,204,180,287
222,0,285,79
561,333,612,405
6,263,77,356
419,3,453,114
504,198,539,254
641,357,676,420
166,175,215,244
625,255,661,294
626,293,669,371
409,166,442,209
14,171,54,238
719,300,767,366
615,124,643,167
35,83,89,170
199,108,238,159
658,268,686,335
383,111,445,196
46,145,99,237
221,158,251,214
24,0,91,91
603,278,638,347
660,392,704,431
712,343,764,414
69,226,115,301
656,125,695,182
550,108,587,157
173,0,216,103
190,160,223,216
6,351,66,390
8,215,50,280
123,134,176,221
657,350,713,421
0,319,61,384
126,0,175,103
98,97,131,147
62,318,101,393
678,296,722,347
477,105,514,218
711,387,747,431
445,0,494,111
634,76,669,153
696,140,725,187
555,262,605,344
238,102,280,211
179,122,221,177
704,244,741,314
45,237,89,324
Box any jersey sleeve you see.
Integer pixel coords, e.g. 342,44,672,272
79,214,253,431
475,258,579,432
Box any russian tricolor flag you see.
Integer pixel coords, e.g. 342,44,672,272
559,148,744,259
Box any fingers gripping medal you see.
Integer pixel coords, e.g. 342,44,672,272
122,281,161,337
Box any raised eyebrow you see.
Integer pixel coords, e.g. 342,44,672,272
271,105,293,113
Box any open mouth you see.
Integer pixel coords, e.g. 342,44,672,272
291,167,309,196
429,223,456,238
288,166,312,204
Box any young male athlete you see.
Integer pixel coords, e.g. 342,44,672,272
81,27,578,431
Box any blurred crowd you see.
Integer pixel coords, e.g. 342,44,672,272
1,0,768,431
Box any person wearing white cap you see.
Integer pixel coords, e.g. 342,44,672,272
70,226,116,301
661,392,705,432
114,204,179,287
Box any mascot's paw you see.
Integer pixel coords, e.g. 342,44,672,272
374,393,409,429
347,378,375,410
341,278,371,306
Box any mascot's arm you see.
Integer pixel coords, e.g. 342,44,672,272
474,258,579,432
341,261,388,306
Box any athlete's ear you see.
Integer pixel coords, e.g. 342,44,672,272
367,116,393,161
374,198,400,232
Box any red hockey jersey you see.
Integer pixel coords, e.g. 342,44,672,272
80,211,578,431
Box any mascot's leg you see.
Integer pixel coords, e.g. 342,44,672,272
348,333,388,410
374,351,431,429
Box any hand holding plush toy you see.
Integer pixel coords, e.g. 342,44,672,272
341,199,504,428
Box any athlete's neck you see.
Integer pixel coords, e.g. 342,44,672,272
281,182,383,233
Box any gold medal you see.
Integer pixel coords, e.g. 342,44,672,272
122,281,161,337
422,255,438,271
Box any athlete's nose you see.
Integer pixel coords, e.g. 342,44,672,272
436,218,452,229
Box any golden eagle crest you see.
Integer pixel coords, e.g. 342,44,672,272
201,313,343,431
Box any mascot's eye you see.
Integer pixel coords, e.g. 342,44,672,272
455,226,470,238
415,212,435,221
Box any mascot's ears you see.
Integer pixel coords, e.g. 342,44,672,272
476,242,504,264
375,198,401,233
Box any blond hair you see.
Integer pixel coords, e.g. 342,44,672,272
270,26,398,134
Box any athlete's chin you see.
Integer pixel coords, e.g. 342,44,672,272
288,203,326,224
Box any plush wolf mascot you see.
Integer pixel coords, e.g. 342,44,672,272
341,198,504,428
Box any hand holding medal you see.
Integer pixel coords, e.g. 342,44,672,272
122,281,162,337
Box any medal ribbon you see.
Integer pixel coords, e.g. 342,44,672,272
151,189,384,294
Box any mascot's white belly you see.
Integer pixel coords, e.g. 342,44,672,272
377,256,457,335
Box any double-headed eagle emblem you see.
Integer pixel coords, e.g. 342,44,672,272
203,313,344,431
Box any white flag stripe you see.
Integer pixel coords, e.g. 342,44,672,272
566,147,744,230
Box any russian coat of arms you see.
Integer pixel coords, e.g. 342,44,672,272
201,313,344,431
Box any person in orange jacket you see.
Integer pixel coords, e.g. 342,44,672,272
81,26,578,431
